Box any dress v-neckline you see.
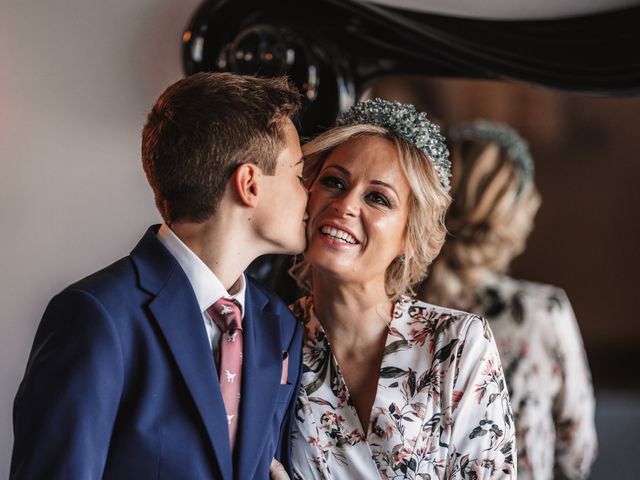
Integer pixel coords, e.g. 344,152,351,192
309,299,404,440
293,295,518,480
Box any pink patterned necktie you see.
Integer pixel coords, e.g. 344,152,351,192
207,297,243,448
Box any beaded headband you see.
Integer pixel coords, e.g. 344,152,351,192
448,120,534,194
336,98,451,192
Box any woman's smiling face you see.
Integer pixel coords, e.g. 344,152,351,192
306,135,411,285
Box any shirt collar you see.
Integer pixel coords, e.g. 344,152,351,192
156,223,246,316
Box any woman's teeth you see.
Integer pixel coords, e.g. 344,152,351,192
320,226,357,244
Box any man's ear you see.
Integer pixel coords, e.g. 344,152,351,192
232,163,261,208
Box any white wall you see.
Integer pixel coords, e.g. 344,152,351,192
0,0,201,473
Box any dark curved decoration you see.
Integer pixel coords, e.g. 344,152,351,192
183,0,640,135
347,2,640,96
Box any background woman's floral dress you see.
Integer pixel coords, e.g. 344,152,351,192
473,274,597,479
290,295,516,479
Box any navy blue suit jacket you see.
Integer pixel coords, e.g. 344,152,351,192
11,226,303,479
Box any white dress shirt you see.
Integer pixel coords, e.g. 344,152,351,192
156,223,246,356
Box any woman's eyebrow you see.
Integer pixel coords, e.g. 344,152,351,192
322,164,399,198
371,180,399,198
322,164,351,177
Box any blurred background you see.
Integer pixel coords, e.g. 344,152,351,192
1,0,639,477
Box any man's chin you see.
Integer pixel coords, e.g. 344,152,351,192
287,242,306,256
280,239,306,256
266,230,306,256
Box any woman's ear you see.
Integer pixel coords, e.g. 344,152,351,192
399,224,408,255
232,163,261,208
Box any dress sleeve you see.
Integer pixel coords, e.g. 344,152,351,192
10,289,124,480
548,289,598,479
444,316,517,479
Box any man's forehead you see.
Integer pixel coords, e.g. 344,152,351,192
281,156,304,170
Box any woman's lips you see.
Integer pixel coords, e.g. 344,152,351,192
316,223,360,249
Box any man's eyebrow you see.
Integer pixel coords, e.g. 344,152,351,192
295,157,304,166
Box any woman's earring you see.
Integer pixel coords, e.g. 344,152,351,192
398,255,405,264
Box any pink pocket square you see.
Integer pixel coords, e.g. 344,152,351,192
280,352,289,384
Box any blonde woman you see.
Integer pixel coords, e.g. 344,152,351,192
421,120,597,480
287,101,516,479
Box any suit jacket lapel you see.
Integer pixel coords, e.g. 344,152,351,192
236,282,283,479
132,226,233,479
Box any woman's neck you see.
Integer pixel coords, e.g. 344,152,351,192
311,272,394,434
312,273,393,348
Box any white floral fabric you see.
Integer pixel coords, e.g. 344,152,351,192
290,295,516,480
472,275,597,480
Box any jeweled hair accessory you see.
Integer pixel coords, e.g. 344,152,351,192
448,120,534,191
336,98,451,192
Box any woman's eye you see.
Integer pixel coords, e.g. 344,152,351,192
297,175,305,184
368,191,391,208
318,175,345,190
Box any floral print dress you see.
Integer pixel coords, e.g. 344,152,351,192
290,295,516,480
472,275,597,480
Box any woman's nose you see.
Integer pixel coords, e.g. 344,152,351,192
332,191,359,217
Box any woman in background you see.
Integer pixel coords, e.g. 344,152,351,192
421,120,597,479
288,101,516,479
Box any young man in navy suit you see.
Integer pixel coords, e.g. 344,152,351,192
11,72,308,479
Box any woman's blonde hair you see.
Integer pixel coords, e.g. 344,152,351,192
421,138,542,308
291,124,451,300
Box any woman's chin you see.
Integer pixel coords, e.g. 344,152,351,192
308,253,356,279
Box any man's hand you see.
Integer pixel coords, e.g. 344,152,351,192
270,459,290,480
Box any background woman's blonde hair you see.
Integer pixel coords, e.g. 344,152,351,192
421,138,542,308
291,124,451,300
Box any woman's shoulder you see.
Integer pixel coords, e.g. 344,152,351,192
398,294,481,318
395,294,488,340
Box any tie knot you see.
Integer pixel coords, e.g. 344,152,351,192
207,298,242,332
